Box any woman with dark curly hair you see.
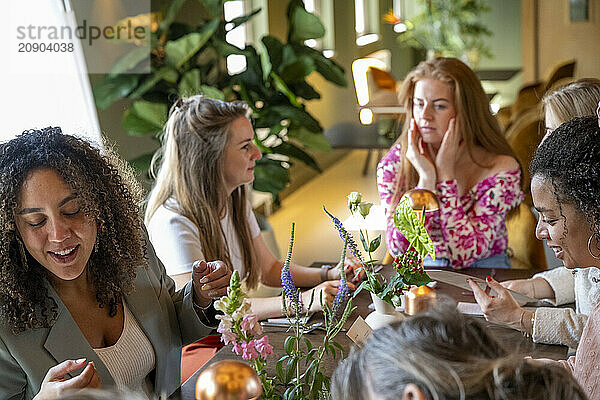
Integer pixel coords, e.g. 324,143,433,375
0,127,231,400
469,116,600,399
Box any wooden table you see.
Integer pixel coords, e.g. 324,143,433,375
181,267,568,399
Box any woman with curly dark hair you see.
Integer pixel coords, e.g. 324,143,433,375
469,116,600,399
0,127,231,400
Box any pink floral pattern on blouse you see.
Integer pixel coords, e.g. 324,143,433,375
377,144,524,269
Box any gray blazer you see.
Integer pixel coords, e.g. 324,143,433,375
0,238,214,400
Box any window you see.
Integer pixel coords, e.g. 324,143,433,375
355,0,380,46
1,0,103,144
304,0,335,58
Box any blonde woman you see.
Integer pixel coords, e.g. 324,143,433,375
145,96,360,321
377,57,523,269
543,78,600,140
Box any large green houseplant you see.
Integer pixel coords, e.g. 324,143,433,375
93,0,347,201
391,0,492,66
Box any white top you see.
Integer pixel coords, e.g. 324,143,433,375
94,304,155,398
147,198,281,298
532,267,600,348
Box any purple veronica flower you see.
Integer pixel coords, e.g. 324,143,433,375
331,279,349,318
281,265,300,311
323,207,363,262
281,223,300,312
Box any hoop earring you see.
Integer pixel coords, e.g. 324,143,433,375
16,237,29,270
588,232,600,259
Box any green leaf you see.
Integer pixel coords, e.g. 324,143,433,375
295,44,347,87
128,67,178,99
227,8,262,31
353,280,371,297
122,109,160,136
393,196,436,260
157,0,187,35
165,19,219,68
131,101,168,129
289,81,320,100
359,230,369,253
270,72,301,107
93,74,140,109
178,69,202,96
261,35,284,70
369,235,381,252
198,85,225,100
271,106,321,132
253,158,289,195
284,335,297,355
272,141,320,171
280,55,316,83
109,46,150,76
380,272,403,300
287,127,331,152
285,357,297,384
290,7,325,42
403,269,433,287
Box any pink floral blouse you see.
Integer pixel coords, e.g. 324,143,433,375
377,144,524,269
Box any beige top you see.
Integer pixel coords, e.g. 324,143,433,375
94,304,156,398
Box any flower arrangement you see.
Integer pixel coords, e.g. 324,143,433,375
216,222,354,399
324,192,434,307
214,270,276,397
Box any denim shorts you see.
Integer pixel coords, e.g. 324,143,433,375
422,251,512,269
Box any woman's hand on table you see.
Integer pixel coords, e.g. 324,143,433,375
34,359,101,399
468,276,529,332
302,280,357,313
192,260,232,308
330,255,365,283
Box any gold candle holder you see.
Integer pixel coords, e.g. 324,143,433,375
196,360,262,400
403,188,440,222
405,285,437,316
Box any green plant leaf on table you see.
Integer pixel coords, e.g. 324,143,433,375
393,196,435,260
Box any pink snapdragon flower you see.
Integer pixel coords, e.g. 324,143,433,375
254,336,274,358
232,341,243,356
240,314,263,335
220,330,238,345
241,340,260,360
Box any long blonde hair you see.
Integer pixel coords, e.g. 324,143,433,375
394,57,517,199
145,96,259,288
542,78,600,125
